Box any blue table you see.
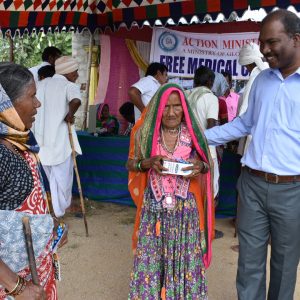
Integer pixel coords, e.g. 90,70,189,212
73,132,134,206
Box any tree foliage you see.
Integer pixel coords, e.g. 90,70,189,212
0,32,72,68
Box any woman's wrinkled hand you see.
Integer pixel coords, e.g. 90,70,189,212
182,159,209,178
15,282,46,300
143,155,168,175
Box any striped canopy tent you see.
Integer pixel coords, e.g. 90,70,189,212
0,0,300,35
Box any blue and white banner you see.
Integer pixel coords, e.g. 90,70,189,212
150,27,260,79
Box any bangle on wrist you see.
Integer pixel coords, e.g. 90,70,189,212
5,275,20,295
5,275,27,296
136,159,143,172
15,277,27,296
135,160,139,171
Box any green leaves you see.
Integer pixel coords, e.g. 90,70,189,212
0,31,72,67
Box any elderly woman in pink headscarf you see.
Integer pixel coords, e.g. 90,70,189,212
127,83,214,299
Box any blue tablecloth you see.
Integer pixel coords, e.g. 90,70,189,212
72,132,134,206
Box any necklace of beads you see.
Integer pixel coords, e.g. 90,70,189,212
163,126,180,137
161,125,181,154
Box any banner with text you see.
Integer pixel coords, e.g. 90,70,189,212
150,28,260,79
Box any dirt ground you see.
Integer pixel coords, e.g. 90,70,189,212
57,200,300,300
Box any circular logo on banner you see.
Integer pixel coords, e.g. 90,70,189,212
158,32,178,52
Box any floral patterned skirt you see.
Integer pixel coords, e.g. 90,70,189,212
129,190,208,300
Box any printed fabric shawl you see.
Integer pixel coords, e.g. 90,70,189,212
186,86,213,113
0,83,39,152
0,82,49,195
128,83,214,269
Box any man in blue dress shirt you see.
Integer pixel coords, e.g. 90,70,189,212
205,9,300,300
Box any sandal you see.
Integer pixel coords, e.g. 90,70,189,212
215,229,224,239
52,222,68,253
231,245,239,252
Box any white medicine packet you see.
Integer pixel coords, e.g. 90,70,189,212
162,160,193,176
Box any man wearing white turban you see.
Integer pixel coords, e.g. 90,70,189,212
237,42,269,155
32,56,82,217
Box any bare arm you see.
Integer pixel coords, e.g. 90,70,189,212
207,118,218,129
219,116,228,125
0,260,19,293
0,260,45,299
128,87,145,113
64,98,81,124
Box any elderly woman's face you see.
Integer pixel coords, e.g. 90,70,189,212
162,92,183,130
13,81,41,130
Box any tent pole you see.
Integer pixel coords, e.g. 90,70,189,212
82,32,94,130
6,32,14,62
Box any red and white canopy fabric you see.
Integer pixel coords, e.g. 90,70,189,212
0,0,299,35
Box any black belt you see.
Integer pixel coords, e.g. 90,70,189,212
245,166,300,184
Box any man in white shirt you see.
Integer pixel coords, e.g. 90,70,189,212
128,62,168,122
29,46,61,83
187,66,219,195
33,56,82,217
187,66,223,238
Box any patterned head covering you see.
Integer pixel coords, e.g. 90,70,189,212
0,83,39,152
132,84,210,159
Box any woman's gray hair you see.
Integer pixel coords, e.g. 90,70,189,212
0,62,34,103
